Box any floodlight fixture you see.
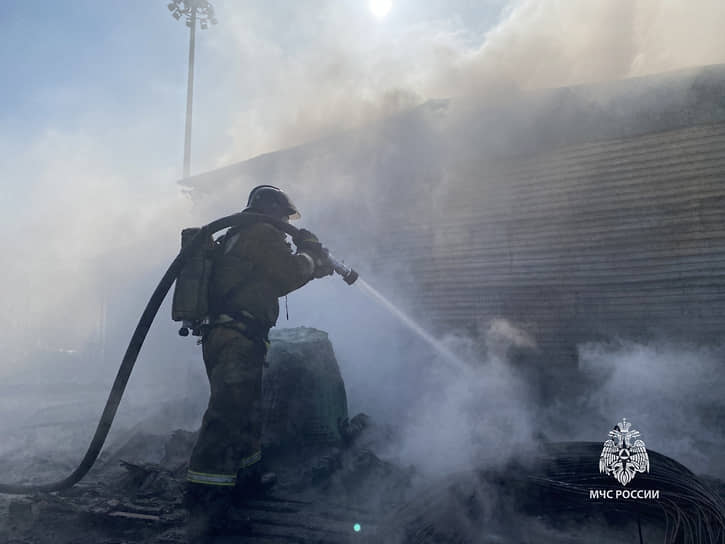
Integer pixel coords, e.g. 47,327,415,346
168,0,217,31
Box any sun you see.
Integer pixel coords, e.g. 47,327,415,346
369,0,392,18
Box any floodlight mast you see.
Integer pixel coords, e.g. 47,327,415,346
167,0,218,179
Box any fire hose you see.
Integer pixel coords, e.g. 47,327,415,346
0,212,357,494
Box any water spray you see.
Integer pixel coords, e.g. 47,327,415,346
356,278,467,370
321,246,466,370
324,248,468,370
323,245,465,372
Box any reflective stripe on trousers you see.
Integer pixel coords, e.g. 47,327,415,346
186,470,237,487
186,450,262,487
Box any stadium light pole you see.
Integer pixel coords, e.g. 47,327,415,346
167,0,218,178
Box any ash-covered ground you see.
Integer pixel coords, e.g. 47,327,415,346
0,328,723,543
2,419,724,543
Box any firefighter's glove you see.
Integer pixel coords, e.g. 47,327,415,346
306,246,333,278
293,228,321,250
294,229,333,278
312,252,334,278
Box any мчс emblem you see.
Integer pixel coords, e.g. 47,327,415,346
599,418,650,486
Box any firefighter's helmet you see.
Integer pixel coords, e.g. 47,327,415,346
245,185,301,220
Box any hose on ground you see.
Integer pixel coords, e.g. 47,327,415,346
0,212,300,494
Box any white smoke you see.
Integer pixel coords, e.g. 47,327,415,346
214,0,725,163
575,340,725,476
388,326,537,477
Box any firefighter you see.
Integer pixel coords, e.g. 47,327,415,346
185,185,332,528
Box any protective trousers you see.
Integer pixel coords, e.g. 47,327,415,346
187,324,268,487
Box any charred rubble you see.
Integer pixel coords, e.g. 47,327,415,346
0,328,413,543
0,328,723,543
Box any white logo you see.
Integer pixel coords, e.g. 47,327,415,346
599,418,650,486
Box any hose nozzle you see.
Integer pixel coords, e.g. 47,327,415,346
327,253,359,285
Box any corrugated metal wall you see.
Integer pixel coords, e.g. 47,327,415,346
398,122,725,348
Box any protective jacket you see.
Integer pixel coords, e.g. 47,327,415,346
208,220,315,327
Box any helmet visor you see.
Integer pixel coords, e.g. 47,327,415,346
282,194,301,220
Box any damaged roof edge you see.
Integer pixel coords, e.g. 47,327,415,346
177,97,452,193
179,63,725,193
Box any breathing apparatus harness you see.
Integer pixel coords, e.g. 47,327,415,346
0,212,357,495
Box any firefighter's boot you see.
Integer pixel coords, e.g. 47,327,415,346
184,483,234,541
234,464,277,502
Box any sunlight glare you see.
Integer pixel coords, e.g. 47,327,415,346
369,0,392,18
